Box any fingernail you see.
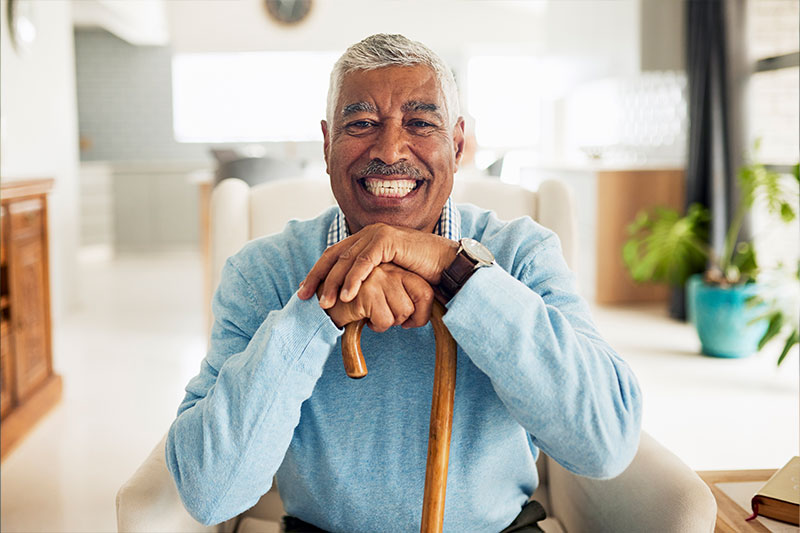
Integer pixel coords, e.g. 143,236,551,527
340,288,351,301
299,280,305,289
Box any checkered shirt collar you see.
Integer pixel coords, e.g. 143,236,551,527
326,197,461,247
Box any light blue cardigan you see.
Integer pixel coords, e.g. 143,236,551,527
165,204,642,531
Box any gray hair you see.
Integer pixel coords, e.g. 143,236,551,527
326,34,460,128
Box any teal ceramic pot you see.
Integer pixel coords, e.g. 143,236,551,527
688,274,767,358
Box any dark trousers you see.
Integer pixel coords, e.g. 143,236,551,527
281,500,547,533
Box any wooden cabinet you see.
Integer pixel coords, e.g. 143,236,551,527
594,169,685,304
1,179,62,460
523,166,684,304
1,320,14,419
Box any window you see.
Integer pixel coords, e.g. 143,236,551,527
747,0,799,270
467,56,541,148
171,51,339,143
747,0,799,167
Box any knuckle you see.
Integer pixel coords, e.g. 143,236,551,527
355,252,373,264
419,283,434,302
398,306,413,323
373,316,391,332
361,282,379,299
376,224,393,239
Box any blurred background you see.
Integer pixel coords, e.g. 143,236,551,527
0,0,797,531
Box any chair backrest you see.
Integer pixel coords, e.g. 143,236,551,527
452,177,577,270
210,176,577,304
209,177,335,298
210,176,576,296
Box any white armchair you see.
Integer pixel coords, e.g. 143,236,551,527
117,176,716,533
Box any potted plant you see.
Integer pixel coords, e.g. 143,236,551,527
622,143,799,362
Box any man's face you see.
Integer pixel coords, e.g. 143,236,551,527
322,65,465,234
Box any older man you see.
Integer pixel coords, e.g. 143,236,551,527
166,34,642,532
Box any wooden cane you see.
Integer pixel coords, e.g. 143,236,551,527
341,300,457,533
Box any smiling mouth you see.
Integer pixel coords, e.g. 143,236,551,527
359,177,422,198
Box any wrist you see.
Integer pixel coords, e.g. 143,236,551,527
434,238,495,304
431,238,461,285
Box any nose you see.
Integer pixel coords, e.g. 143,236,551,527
369,121,407,166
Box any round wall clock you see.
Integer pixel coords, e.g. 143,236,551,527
264,0,313,26
7,0,37,54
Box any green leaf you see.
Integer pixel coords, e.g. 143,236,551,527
778,329,799,366
622,203,711,286
758,313,783,351
745,293,764,308
732,242,758,282
780,202,796,222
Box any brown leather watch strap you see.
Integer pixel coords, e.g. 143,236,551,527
436,249,479,304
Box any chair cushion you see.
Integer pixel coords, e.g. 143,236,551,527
235,516,281,533
540,517,566,533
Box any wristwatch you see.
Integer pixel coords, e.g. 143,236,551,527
436,238,495,304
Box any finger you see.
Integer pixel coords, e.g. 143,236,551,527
319,238,373,307
339,233,397,302
383,277,415,327
364,287,393,333
298,237,355,300
401,273,434,329
323,299,361,329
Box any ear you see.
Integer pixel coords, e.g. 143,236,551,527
452,117,466,172
321,120,331,175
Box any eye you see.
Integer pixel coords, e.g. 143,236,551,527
409,119,434,128
346,120,375,129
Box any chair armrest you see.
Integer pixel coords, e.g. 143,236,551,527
116,434,216,533
210,178,251,295
536,180,577,271
545,432,717,533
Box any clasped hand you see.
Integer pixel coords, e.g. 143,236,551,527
297,223,459,331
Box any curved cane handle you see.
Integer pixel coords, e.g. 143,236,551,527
341,301,457,533
342,318,368,379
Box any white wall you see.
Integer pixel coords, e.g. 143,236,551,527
1,0,80,320
166,0,641,83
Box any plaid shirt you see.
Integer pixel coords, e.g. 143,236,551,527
325,197,461,247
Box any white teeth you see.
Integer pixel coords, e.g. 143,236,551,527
363,179,418,198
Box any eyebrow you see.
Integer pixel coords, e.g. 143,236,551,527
340,100,444,121
402,101,442,118
341,102,377,118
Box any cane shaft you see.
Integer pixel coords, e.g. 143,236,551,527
340,301,456,533
420,301,457,533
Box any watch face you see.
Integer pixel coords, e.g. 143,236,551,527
461,238,494,266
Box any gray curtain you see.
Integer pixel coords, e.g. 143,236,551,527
672,0,748,319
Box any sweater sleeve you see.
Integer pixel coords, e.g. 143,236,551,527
442,234,642,479
165,258,342,525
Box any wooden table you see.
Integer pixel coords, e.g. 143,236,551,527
697,469,795,533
